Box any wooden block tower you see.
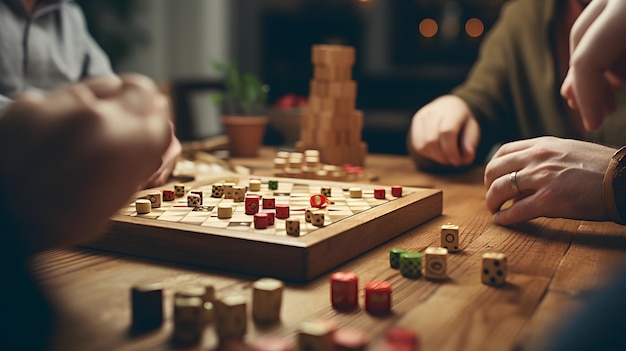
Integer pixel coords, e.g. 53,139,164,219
295,44,367,166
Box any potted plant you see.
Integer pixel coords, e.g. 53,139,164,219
212,60,270,157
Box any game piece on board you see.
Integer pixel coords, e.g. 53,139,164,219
298,320,334,351
349,187,362,198
175,183,185,197
215,295,248,342
187,193,201,208
364,280,392,315
252,277,284,324
190,190,203,205
233,186,246,202
311,210,325,227
163,189,175,201
482,252,507,286
389,248,407,269
175,284,206,299
262,196,276,209
440,224,460,252
249,179,262,191
135,199,151,214
268,180,279,190
391,185,403,197
333,327,370,351
261,209,276,226
245,194,260,215
130,282,163,332
286,219,300,237
424,246,448,280
211,183,224,198
172,296,203,346
145,191,162,208
275,204,290,219
310,193,329,208
223,182,236,199
400,252,422,279
217,203,233,219
305,208,314,223
254,213,269,229
320,186,332,197
330,271,359,310
374,188,386,200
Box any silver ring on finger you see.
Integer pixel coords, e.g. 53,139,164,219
509,171,521,194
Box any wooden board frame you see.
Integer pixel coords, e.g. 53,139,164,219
86,176,442,282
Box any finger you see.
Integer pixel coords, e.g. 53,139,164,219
460,117,479,165
569,0,607,54
484,147,531,188
485,171,524,214
439,116,464,166
80,75,123,98
493,193,542,225
415,114,447,165
489,138,538,160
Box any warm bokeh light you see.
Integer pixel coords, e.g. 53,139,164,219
419,18,438,38
465,18,484,38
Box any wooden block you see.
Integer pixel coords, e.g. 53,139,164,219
364,280,392,315
217,203,233,219
215,295,247,341
441,224,460,252
311,210,325,227
249,179,262,191
144,191,162,208
314,64,352,81
389,248,407,269
174,183,185,197
482,252,507,286
211,183,224,198
187,194,201,208
312,44,356,66
330,271,359,310
173,296,203,346
131,282,163,332
424,246,448,280
252,277,284,324
333,327,370,351
349,187,362,198
298,320,334,351
286,219,300,236
223,182,236,199
135,199,152,214
399,252,422,279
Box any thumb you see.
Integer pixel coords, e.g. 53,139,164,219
460,117,480,164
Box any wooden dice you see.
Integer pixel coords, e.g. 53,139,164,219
423,246,448,280
482,252,507,286
215,295,247,342
286,219,300,236
252,277,284,324
441,224,460,252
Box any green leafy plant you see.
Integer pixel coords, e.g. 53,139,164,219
212,60,270,116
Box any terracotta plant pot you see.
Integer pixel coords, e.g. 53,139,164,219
221,116,268,157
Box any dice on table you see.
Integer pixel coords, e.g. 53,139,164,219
482,252,507,286
440,224,460,252
424,246,448,280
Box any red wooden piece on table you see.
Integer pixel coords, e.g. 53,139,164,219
391,185,403,197
330,271,359,310
365,280,392,315
162,189,175,201
374,188,386,199
310,194,329,208
386,327,420,351
263,197,276,209
246,194,260,215
261,209,275,226
254,213,269,229
275,204,290,219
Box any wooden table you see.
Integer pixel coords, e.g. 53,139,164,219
32,148,626,351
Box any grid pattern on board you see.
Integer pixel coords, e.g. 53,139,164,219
117,181,407,237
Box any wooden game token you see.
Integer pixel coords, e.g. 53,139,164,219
298,320,334,351
275,204,290,219
190,190,203,205
261,209,275,226
311,211,325,227
162,189,175,201
223,182,236,199
217,203,233,219
305,208,314,223
135,199,152,214
389,248,407,269
286,219,300,236
268,180,279,190
252,277,284,324
385,327,420,351
174,183,185,197
145,191,162,208
424,247,448,280
349,187,362,198
364,280,392,315
246,194,260,215
131,282,163,332
482,252,507,286
320,186,332,197
330,271,358,310
263,196,276,209
391,185,403,197
254,213,269,229
400,252,422,279
310,194,329,208
251,336,295,351
441,224,460,252
233,185,246,202
211,183,224,198
374,188,386,199
249,179,262,191
187,194,201,208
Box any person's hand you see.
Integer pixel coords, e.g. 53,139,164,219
409,95,480,167
0,74,171,253
484,136,614,225
140,120,182,188
561,0,626,130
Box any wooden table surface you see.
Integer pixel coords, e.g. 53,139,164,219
32,147,626,351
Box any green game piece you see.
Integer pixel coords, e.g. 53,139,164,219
389,248,407,269
400,252,422,279
268,180,278,190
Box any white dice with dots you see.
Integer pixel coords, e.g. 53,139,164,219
482,252,507,286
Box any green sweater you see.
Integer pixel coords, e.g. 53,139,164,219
410,0,626,170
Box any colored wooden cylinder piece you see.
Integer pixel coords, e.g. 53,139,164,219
365,280,392,315
330,271,359,310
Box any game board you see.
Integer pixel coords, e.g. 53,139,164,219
87,175,442,282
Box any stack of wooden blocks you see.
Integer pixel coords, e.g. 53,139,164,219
295,44,367,166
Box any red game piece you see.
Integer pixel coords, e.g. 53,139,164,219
276,204,290,219
254,213,269,229
162,189,175,201
365,280,392,315
391,186,403,197
310,194,329,208
330,271,359,310
374,188,386,199
263,196,276,209
261,209,275,226
386,327,420,351
246,194,260,215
